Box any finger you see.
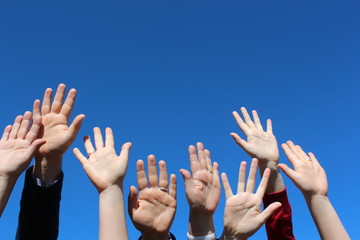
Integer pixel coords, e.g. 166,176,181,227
308,152,319,164
158,160,168,188
232,111,250,135
105,127,114,148
84,135,96,156
245,158,258,193
259,202,282,223
51,83,66,114
240,107,255,127
295,145,310,160
221,172,233,199
266,119,273,134
189,145,200,173
93,127,104,149
1,125,12,142
197,142,207,170
277,163,297,181
147,155,158,187
205,149,212,172
136,160,148,190
281,142,299,167
287,141,304,161
230,133,250,150
41,88,52,115
179,169,191,180
60,88,77,118
252,110,264,131
68,114,85,139
212,162,220,182
32,99,41,118
256,168,271,199
118,142,132,165
73,147,88,165
17,111,32,139
237,161,247,193
25,115,42,143
169,174,177,199
128,185,139,217
9,115,23,139
23,139,46,161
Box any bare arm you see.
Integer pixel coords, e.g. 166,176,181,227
279,141,350,240
73,127,131,240
128,155,177,240
0,112,45,216
180,142,220,238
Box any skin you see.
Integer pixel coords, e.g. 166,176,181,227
220,158,282,240
0,112,45,216
180,142,221,237
73,127,131,240
32,83,85,182
231,107,285,193
128,155,177,240
279,141,350,240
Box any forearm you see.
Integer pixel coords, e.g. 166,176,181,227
33,155,62,182
258,161,284,193
305,195,350,240
99,185,128,240
16,166,63,240
0,176,17,216
188,210,215,236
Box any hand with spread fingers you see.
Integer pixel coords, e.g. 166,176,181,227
220,158,282,240
33,83,85,182
180,142,220,237
231,107,284,193
73,127,131,240
279,141,327,197
0,112,45,216
279,141,350,240
128,155,177,240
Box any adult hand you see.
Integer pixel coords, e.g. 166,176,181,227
73,127,132,193
0,112,45,216
221,158,281,240
0,112,45,179
33,83,85,182
128,155,176,240
180,142,220,236
231,107,279,165
279,141,327,198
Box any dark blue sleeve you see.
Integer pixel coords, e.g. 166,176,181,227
16,166,63,240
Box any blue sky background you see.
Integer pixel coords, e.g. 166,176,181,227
1,1,359,239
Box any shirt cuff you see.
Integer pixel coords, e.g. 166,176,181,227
187,232,216,240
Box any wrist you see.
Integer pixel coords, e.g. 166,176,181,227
189,210,215,236
33,155,62,182
99,183,124,196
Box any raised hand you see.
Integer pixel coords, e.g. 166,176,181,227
128,155,176,240
180,142,220,236
231,107,279,164
220,158,281,240
0,112,45,216
231,107,284,193
33,83,85,182
279,141,327,197
73,127,132,192
73,127,131,240
279,141,350,240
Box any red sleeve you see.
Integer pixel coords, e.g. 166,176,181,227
263,187,296,240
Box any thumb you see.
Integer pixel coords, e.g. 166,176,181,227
259,202,282,223
128,185,138,218
68,114,85,138
277,163,297,181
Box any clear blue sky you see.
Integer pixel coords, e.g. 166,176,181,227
1,1,359,239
